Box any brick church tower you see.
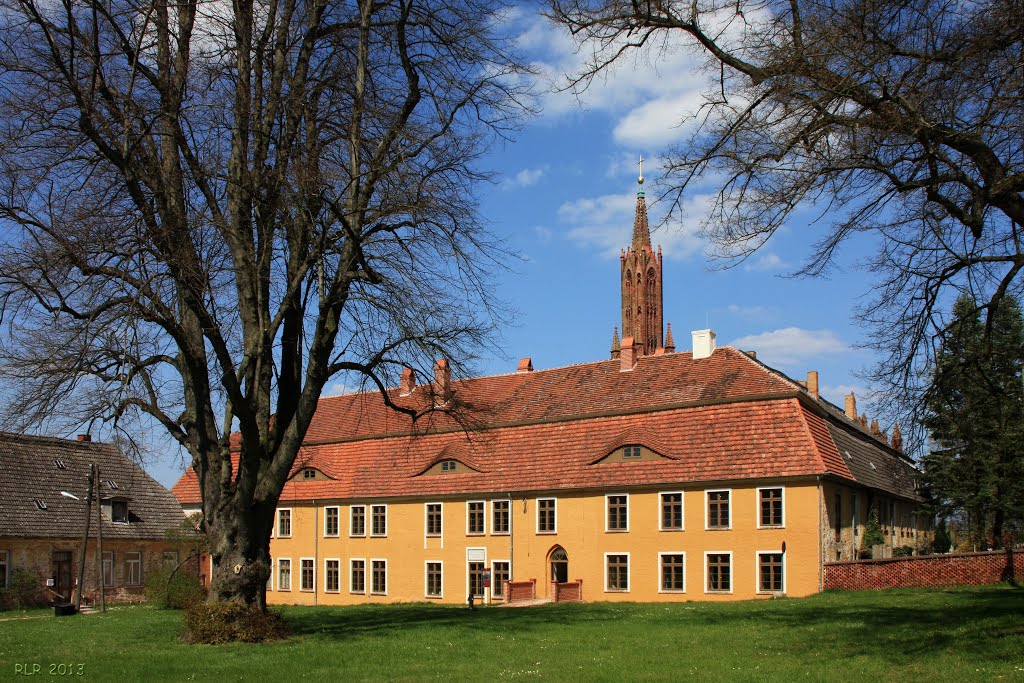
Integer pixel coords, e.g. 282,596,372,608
612,160,671,359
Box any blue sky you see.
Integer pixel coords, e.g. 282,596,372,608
147,7,886,488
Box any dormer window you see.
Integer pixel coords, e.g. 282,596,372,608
623,445,642,458
303,468,316,479
111,500,129,524
440,460,457,472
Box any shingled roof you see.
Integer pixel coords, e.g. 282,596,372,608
0,432,184,540
172,346,921,505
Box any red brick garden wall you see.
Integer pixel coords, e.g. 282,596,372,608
824,550,1022,591
505,579,536,603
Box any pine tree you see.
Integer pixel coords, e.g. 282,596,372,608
862,507,885,552
922,295,1024,549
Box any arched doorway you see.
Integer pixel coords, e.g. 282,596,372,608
548,546,568,584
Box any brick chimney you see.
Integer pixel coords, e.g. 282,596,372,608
433,359,451,403
620,336,637,371
745,350,757,360
399,368,416,396
76,434,92,442
517,358,534,373
692,329,717,360
844,392,857,420
806,371,819,399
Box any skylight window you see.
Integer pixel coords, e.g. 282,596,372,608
53,458,67,470
34,499,48,510
106,480,119,490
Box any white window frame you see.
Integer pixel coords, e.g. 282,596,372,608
425,560,443,599
756,486,786,529
425,502,443,538
350,504,366,537
704,550,733,594
323,505,340,537
603,551,630,593
0,549,8,588
349,558,366,594
704,489,732,530
657,551,687,594
370,504,388,537
536,497,557,534
277,557,292,591
658,491,685,531
101,550,113,587
276,508,293,538
324,558,341,593
755,550,787,595
490,499,511,535
125,551,142,586
466,500,487,536
370,558,388,596
299,557,316,592
491,559,511,599
604,493,630,532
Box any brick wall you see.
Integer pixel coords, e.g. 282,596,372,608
824,550,1022,591
505,579,536,603
552,580,582,603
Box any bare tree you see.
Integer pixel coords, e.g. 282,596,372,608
0,0,531,607
548,0,1024,428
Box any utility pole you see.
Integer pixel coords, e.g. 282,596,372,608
75,464,95,610
95,465,105,612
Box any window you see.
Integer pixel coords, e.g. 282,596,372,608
758,487,784,528
426,562,442,598
125,551,142,586
303,468,316,479
162,550,179,568
758,552,785,593
706,490,730,529
491,500,510,535
606,494,628,531
324,506,340,537
440,460,456,472
101,551,113,587
834,493,843,542
706,553,732,593
622,445,641,458
468,561,485,598
605,553,629,591
111,500,129,524
278,558,292,591
267,559,273,590
300,559,315,591
277,508,292,537
467,501,485,535
371,505,387,536
371,560,387,595
537,498,556,533
492,561,510,599
350,559,365,594
660,492,684,530
350,505,366,536
325,559,340,593
660,553,685,592
0,550,8,588
426,503,442,537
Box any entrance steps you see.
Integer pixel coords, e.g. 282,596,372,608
498,598,553,608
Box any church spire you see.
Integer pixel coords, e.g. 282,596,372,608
664,322,675,352
619,155,664,357
610,326,621,360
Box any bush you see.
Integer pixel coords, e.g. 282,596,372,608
892,546,914,557
145,566,207,610
862,507,885,550
182,601,290,644
0,569,45,610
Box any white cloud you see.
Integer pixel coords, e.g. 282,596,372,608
612,88,708,147
533,225,553,243
725,303,774,320
605,152,665,180
742,252,788,272
728,327,848,368
504,165,548,189
557,191,711,260
822,383,876,408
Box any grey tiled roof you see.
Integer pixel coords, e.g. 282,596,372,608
825,421,922,501
0,432,184,540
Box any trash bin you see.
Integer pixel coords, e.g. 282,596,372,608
54,602,77,616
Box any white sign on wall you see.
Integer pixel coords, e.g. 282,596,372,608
466,547,486,562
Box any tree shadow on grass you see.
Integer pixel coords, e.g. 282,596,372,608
282,587,1024,666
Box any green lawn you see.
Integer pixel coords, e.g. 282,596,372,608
1,587,1022,681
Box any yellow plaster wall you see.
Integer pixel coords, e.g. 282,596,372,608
266,480,824,605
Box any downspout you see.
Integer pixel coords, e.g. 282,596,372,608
313,499,318,607
816,476,824,593
508,492,514,588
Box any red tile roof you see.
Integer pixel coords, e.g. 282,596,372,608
174,347,919,505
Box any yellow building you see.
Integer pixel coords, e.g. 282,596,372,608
173,179,924,604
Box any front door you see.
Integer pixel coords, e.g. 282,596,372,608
52,551,73,601
550,547,568,583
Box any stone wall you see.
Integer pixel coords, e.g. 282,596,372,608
824,550,1021,591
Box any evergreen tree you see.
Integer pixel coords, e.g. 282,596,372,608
862,507,885,552
922,295,1024,549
